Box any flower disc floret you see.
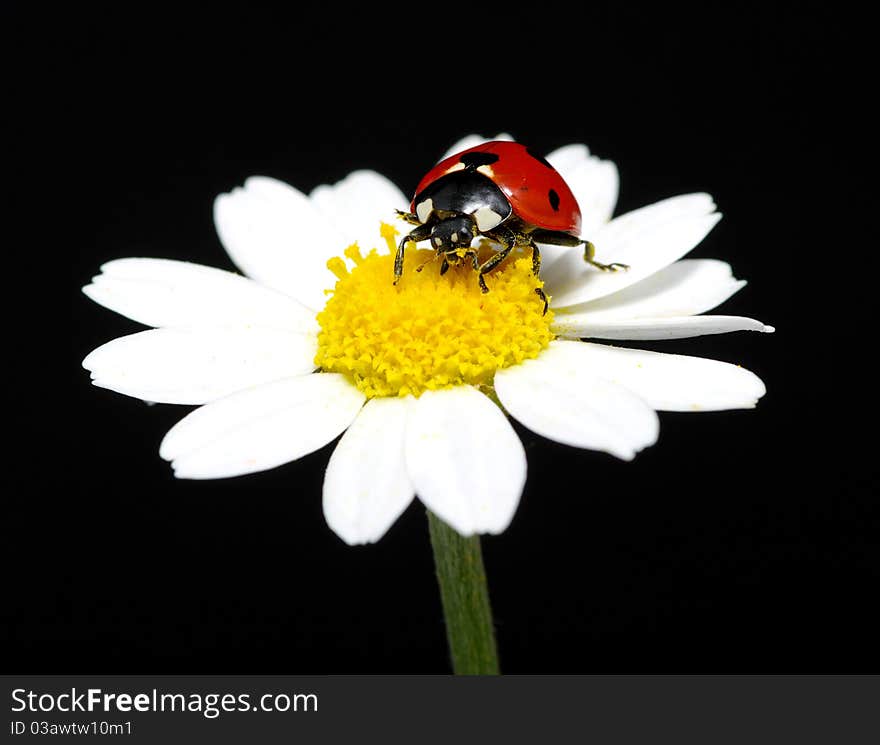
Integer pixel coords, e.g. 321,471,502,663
315,227,554,398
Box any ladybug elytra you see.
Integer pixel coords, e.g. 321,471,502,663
394,140,627,313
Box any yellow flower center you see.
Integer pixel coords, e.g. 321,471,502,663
315,224,555,398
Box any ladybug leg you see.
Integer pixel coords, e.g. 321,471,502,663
476,244,514,293
583,240,629,272
530,229,629,272
526,240,549,315
530,241,542,276
475,226,528,292
394,224,432,285
475,225,522,292
480,228,549,314
395,209,423,227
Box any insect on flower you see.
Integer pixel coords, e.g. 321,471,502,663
394,141,628,312
82,133,774,545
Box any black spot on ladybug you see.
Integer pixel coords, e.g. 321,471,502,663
548,189,561,211
526,147,553,169
460,152,500,169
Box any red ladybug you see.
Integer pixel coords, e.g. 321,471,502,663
394,140,626,312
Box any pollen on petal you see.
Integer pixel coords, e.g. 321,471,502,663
315,230,554,399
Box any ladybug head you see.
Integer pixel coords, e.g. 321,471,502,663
430,215,475,254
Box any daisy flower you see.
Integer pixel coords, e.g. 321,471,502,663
82,133,773,546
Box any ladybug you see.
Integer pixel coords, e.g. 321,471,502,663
394,140,627,312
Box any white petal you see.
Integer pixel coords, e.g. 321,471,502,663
405,386,525,536
323,397,415,545
549,340,767,411
160,373,365,479
554,315,774,340
553,259,746,323
545,143,591,176
83,258,316,332
545,193,721,308
214,176,346,311
545,144,619,235
310,170,408,249
439,132,514,160
83,327,317,405
495,347,659,461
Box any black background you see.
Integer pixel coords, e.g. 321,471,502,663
9,5,875,673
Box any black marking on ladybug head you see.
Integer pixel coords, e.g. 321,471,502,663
460,151,500,170
548,188,561,211
526,146,553,168
431,215,475,252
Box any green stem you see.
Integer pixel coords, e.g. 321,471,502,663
427,510,500,675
